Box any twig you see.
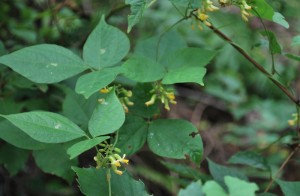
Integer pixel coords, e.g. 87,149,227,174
264,144,300,192
203,21,300,107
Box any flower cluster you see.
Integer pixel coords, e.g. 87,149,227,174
288,113,298,126
145,83,177,111
99,86,134,113
116,87,134,113
194,0,219,30
94,142,129,175
239,0,252,21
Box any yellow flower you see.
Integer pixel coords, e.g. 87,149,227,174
100,88,110,93
119,154,129,164
145,94,157,106
114,170,123,175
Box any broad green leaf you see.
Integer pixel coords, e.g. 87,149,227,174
0,143,30,176
148,119,203,164
33,145,76,183
202,181,227,196
62,86,99,130
1,112,86,143
73,167,150,196
161,48,216,70
0,44,87,83
134,30,187,61
168,0,201,8
178,180,204,196
161,48,216,85
272,12,289,29
207,159,248,189
126,0,156,33
228,151,269,170
0,120,48,150
121,56,166,82
260,31,281,54
83,16,130,69
116,115,148,155
67,136,109,159
88,90,125,137
277,180,300,196
225,176,259,196
252,0,274,20
291,35,300,46
162,66,206,85
0,99,23,114
75,66,121,98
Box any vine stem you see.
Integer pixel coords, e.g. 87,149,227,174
264,144,299,193
199,19,300,107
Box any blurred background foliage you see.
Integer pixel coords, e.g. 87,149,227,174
0,0,300,195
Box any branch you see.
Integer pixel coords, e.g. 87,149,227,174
206,22,300,107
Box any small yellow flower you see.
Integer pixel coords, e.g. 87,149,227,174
100,88,110,93
119,154,129,164
114,170,123,175
199,12,209,21
288,120,295,126
145,94,157,106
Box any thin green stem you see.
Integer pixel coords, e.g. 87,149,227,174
107,169,112,196
252,8,276,75
113,130,119,147
155,17,187,62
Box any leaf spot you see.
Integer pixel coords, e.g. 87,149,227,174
54,124,61,129
50,63,58,67
100,48,106,54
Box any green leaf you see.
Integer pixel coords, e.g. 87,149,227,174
33,145,76,183
202,181,227,196
116,115,148,155
168,0,201,8
285,53,300,62
148,119,203,164
83,16,130,69
62,86,99,130
0,143,30,176
161,48,216,85
67,136,109,159
88,90,125,137
161,161,209,180
134,30,187,61
207,159,248,189
277,180,300,196
178,180,204,196
224,176,259,196
163,66,206,85
260,31,281,54
121,56,166,82
228,151,269,170
0,44,87,83
252,0,274,20
0,120,48,150
1,111,86,143
73,167,150,196
291,35,300,46
272,12,289,29
75,66,121,99
126,0,156,33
